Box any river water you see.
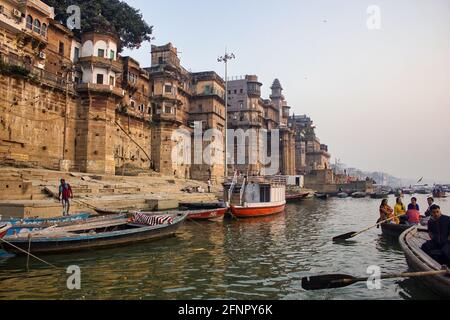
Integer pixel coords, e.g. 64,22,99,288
0,194,448,300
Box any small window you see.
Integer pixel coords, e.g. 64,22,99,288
109,76,115,86
164,106,172,114
59,42,64,55
73,47,80,62
98,49,105,57
158,57,164,64
198,104,203,112
26,15,33,29
41,24,47,37
164,85,172,94
240,89,243,94
33,19,41,34
109,50,115,60
96,74,104,84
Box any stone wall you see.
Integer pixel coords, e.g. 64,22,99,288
0,74,77,169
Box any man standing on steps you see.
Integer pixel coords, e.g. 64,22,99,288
207,179,212,193
58,179,73,216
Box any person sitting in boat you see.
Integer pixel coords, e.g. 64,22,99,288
409,197,420,211
379,199,394,223
405,203,421,226
421,205,450,266
394,197,406,224
424,197,435,217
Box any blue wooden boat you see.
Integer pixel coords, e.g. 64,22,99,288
2,213,91,236
1,212,187,255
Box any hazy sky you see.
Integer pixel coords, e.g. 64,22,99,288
123,0,450,182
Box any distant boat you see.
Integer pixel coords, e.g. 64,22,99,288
286,192,310,202
432,189,447,198
370,192,389,199
315,193,329,200
351,192,367,198
2,212,187,255
337,192,349,198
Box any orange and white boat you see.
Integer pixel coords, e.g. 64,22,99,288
224,175,286,219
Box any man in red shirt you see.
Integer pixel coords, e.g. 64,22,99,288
58,179,74,216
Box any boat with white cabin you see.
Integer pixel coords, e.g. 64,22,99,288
223,174,286,218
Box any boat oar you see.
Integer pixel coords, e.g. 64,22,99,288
332,214,404,241
302,269,450,291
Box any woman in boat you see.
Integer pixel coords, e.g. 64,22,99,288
405,203,421,226
379,199,394,223
393,197,406,224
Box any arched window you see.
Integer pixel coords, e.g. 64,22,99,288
26,15,33,29
41,23,47,37
33,19,41,34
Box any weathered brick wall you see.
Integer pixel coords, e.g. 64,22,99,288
0,74,77,169
0,74,153,175
114,113,152,171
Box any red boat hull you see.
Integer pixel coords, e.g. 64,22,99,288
230,203,286,218
187,208,228,221
0,231,6,239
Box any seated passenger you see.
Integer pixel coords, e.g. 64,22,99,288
405,203,421,225
379,199,394,223
421,205,450,266
394,197,406,224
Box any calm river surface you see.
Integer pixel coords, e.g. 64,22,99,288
0,194,448,300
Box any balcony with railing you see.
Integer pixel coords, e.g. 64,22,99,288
0,6,25,33
77,56,123,73
75,83,125,98
0,53,74,92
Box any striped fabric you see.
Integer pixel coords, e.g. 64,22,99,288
131,212,173,226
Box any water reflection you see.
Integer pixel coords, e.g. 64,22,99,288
0,194,448,299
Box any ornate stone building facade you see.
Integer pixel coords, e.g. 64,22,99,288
0,0,331,183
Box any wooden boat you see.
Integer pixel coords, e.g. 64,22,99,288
400,227,450,298
184,208,227,221
224,175,286,219
381,223,413,238
337,192,349,198
3,213,92,237
179,202,227,210
286,192,309,202
140,208,228,222
381,222,428,239
432,189,447,198
0,223,12,239
2,212,187,255
315,193,329,200
370,192,389,199
351,192,367,198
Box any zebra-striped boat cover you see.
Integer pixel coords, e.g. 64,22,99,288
131,212,174,226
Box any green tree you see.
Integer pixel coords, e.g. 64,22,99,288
42,0,153,51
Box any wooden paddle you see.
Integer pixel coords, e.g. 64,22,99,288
332,214,405,241
302,269,450,291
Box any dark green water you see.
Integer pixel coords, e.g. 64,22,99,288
0,194,448,300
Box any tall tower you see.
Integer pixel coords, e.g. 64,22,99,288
270,79,284,125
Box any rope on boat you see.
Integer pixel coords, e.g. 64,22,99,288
26,235,31,271
0,237,58,269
